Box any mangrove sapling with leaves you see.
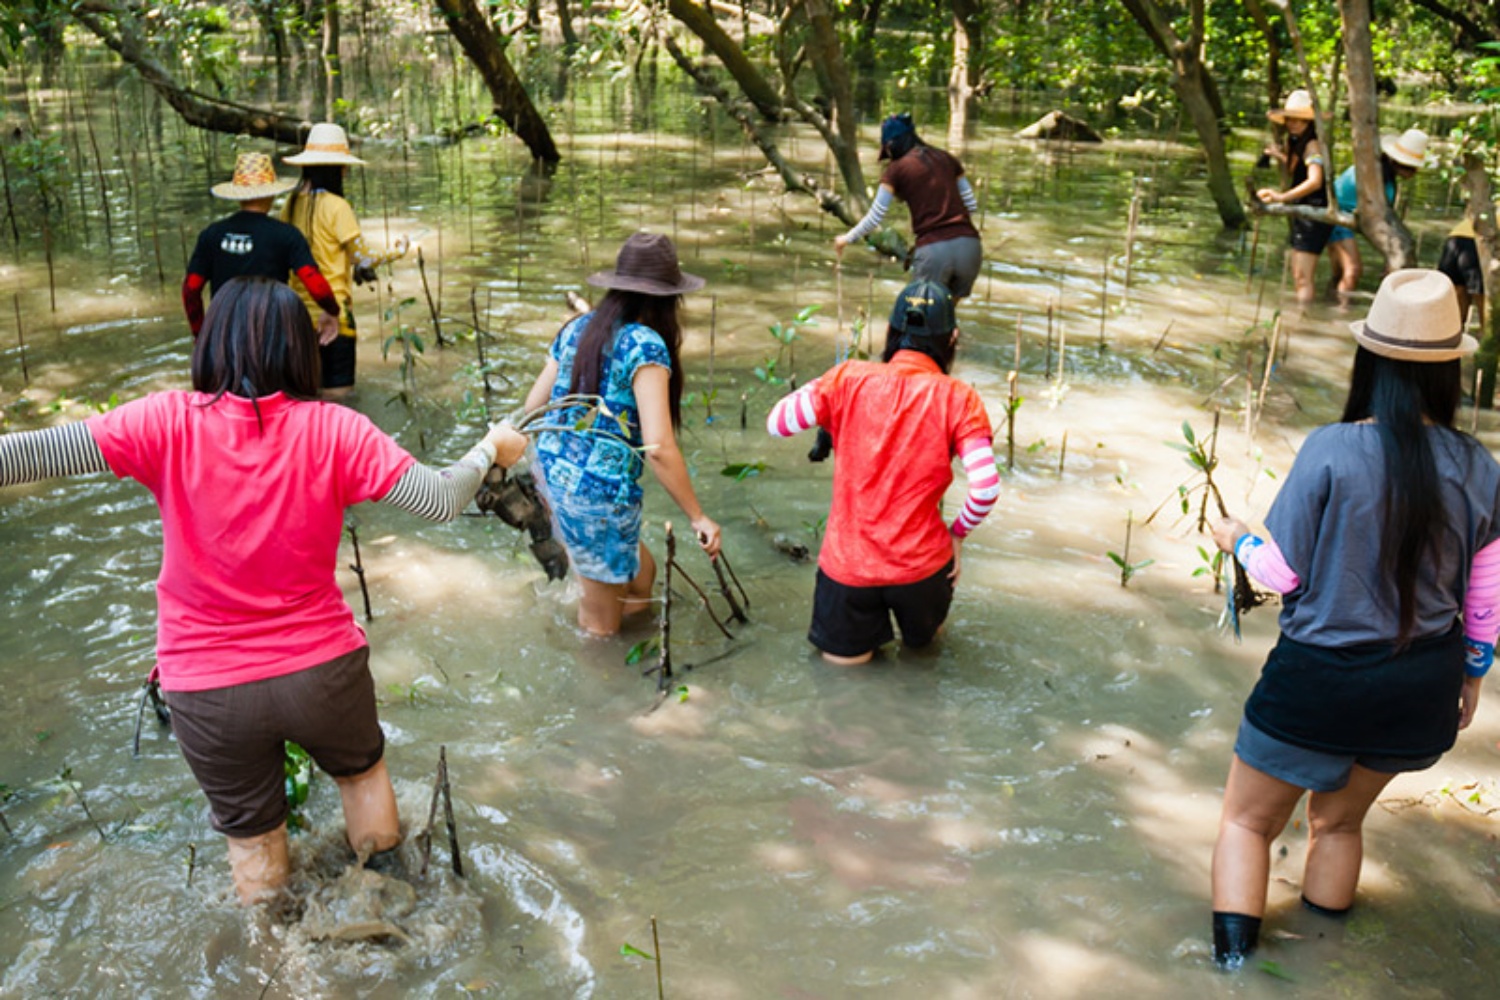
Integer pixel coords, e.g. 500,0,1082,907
382,297,426,413
1108,511,1153,587
284,742,314,832
1150,417,1265,620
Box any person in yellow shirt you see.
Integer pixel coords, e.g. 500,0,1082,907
1438,205,1496,329
282,123,410,395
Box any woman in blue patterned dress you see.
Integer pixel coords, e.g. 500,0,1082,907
523,233,722,636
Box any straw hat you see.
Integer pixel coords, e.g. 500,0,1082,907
211,152,299,200
1268,89,1317,123
586,233,704,296
1350,269,1474,363
284,122,366,167
1381,128,1428,169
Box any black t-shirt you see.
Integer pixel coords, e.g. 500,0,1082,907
186,210,318,291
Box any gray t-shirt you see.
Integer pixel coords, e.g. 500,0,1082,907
1265,422,1500,646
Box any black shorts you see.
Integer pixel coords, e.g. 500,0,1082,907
1438,237,1482,296
320,329,357,389
1288,216,1333,255
809,562,955,657
166,645,385,838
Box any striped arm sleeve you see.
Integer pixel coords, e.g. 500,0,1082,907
1,423,110,487
950,435,999,538
378,439,496,522
766,382,820,438
1463,537,1500,678
957,177,979,214
1233,534,1301,594
842,187,893,244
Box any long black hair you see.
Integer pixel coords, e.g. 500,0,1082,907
1286,121,1319,171
880,326,957,373
283,164,346,227
568,289,685,428
192,277,321,406
1340,346,1462,643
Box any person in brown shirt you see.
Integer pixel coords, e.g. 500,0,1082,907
834,113,983,299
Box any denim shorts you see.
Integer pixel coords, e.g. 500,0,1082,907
1234,717,1441,793
548,489,643,584
1328,224,1356,244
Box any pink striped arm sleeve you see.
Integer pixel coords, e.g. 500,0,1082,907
1463,538,1500,677
950,435,1000,539
766,381,820,438
1233,534,1300,594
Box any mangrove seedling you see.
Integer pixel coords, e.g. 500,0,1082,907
55,765,107,841
1108,512,1153,588
418,745,463,878
284,742,314,832
381,297,426,411
621,915,666,1000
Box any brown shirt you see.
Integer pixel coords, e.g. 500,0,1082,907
882,147,979,248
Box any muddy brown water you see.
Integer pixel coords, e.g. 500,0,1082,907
2,74,1499,999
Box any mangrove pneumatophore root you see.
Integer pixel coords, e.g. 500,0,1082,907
346,523,374,622
419,745,464,878
132,677,170,757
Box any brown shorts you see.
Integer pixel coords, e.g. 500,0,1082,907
167,645,385,838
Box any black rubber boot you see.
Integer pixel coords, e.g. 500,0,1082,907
1212,911,1262,970
1301,894,1352,918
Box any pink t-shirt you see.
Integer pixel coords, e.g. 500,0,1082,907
89,391,415,692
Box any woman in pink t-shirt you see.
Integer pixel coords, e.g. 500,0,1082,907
0,277,526,904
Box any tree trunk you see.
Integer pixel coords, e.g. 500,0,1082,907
667,0,785,121
1409,0,1496,49
1119,0,1244,229
1338,0,1414,269
947,0,982,155
434,0,560,165
557,0,580,52
1464,154,1500,407
71,2,312,144
851,0,884,115
1243,0,1282,110
801,0,860,186
323,0,342,121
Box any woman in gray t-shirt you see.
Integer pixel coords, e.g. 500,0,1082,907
1205,270,1500,969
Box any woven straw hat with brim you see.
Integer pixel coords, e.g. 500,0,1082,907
587,233,704,296
1268,89,1317,123
284,122,366,167
1350,269,1475,363
1381,128,1429,170
211,152,299,201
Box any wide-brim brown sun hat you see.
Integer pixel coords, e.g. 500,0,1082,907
211,152,299,200
1267,88,1317,123
1350,269,1475,362
284,122,366,167
587,232,705,296
1381,128,1428,169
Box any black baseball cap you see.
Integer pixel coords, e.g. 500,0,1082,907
888,279,956,338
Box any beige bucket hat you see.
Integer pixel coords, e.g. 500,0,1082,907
1268,89,1317,123
210,152,299,200
1381,128,1428,169
1350,269,1474,363
284,123,366,167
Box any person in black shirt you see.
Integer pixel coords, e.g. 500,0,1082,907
183,152,339,339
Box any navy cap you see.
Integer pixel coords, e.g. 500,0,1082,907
880,113,915,147
888,279,955,338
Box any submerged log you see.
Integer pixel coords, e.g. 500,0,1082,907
1016,111,1103,143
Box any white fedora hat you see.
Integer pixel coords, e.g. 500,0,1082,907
284,123,366,167
1350,269,1475,363
1381,128,1428,169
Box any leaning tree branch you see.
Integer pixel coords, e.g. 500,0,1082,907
1409,0,1494,49
661,32,866,229
71,1,312,143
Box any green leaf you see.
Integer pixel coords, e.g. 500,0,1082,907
721,461,765,481
1258,960,1296,982
625,638,659,666
1107,551,1127,569
794,304,822,324
620,943,655,960
1181,421,1196,446
676,685,690,703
